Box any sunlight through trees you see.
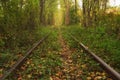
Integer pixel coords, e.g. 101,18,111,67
0,0,120,79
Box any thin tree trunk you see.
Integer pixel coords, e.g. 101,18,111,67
64,0,70,25
40,0,45,25
75,0,77,13
82,0,86,27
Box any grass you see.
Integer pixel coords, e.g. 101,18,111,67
61,27,112,79
7,27,62,80
62,25,120,73
71,49,109,80
0,26,57,79
1,25,119,79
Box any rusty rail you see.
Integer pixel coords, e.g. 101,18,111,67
0,34,50,80
70,34,120,80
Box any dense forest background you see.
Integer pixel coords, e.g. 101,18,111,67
0,0,120,79
0,0,120,34
0,0,120,50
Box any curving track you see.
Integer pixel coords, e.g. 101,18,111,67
0,31,120,80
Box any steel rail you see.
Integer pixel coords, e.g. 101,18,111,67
0,34,50,80
70,34,120,80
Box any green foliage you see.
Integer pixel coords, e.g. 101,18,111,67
0,52,11,67
69,6,80,24
7,28,62,79
62,25,120,72
0,0,120,79
0,39,5,47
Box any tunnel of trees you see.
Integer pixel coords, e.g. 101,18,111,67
0,0,120,79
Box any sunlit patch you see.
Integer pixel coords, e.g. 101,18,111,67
109,0,120,7
58,4,61,9
78,0,120,8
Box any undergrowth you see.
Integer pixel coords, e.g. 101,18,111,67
0,26,53,78
7,27,62,80
62,25,120,73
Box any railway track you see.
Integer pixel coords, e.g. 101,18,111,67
0,34,50,80
70,34,120,80
0,31,120,80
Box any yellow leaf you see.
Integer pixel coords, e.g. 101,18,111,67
96,72,100,75
81,64,86,68
50,77,53,80
101,72,106,76
27,74,32,78
87,77,92,80
27,61,30,65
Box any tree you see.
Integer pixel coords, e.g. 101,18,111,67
39,0,45,25
82,0,108,27
64,0,70,25
75,0,77,13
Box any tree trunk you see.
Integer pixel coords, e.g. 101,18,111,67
82,0,88,27
75,0,77,13
82,0,105,27
64,0,70,25
40,0,45,25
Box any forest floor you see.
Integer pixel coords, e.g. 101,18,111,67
51,28,82,79
1,26,118,80
50,28,112,80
